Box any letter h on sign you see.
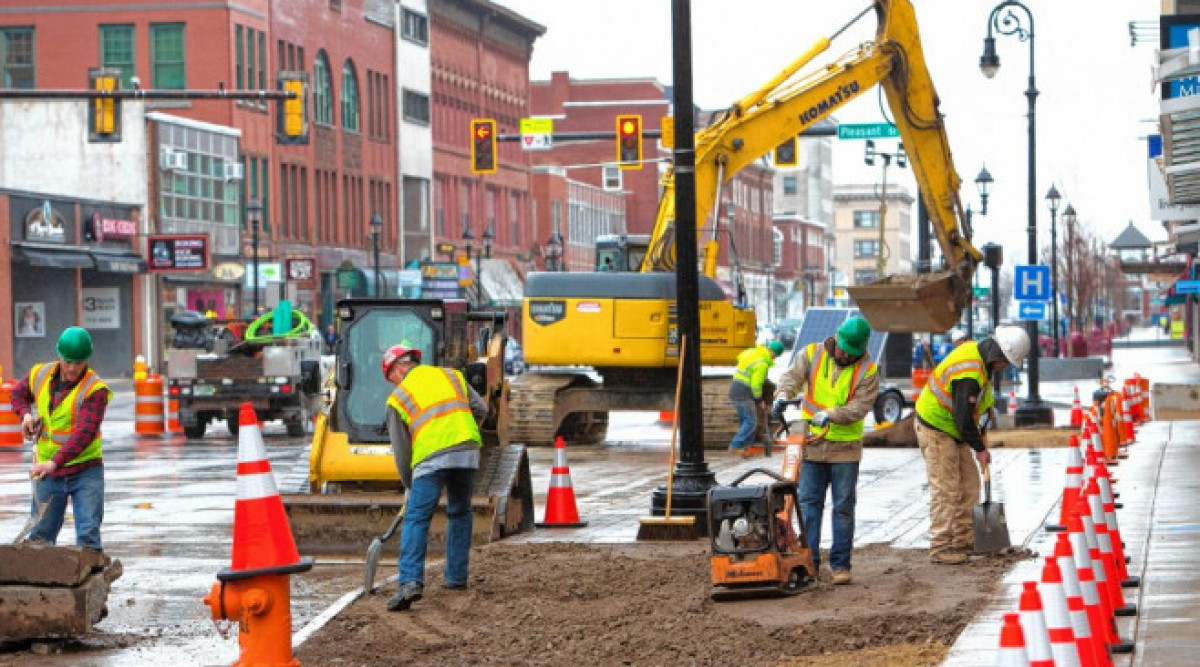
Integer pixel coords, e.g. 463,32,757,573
1014,265,1051,302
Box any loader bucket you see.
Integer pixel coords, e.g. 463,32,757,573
846,270,968,333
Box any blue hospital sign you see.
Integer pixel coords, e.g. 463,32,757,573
1014,265,1051,302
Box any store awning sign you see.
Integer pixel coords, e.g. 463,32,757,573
92,213,137,242
147,234,209,272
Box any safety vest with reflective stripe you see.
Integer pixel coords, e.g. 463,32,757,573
29,362,108,467
386,365,481,467
732,345,774,399
798,342,877,441
914,340,994,440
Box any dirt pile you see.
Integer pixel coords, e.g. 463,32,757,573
297,541,1033,666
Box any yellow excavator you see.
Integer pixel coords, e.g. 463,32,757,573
512,0,978,448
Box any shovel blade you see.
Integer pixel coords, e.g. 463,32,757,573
363,537,384,593
972,501,1011,553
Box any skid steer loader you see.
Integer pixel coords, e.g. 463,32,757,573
282,298,534,556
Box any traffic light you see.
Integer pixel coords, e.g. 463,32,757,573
774,136,798,167
471,119,498,174
616,114,642,170
276,72,309,145
660,115,674,149
88,68,121,143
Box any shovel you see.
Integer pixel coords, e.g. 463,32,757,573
972,465,1010,553
363,500,406,594
13,415,47,544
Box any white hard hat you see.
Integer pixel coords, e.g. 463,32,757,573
993,325,1030,367
949,328,968,342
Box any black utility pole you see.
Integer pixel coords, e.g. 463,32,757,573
650,0,716,527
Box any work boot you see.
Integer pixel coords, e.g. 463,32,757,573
831,569,853,585
442,580,467,590
930,551,970,565
387,581,424,611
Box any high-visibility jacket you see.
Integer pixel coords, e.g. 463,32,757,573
731,345,774,399
29,362,108,467
386,365,481,467
797,342,878,441
915,340,994,440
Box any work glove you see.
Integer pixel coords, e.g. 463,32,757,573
811,411,830,428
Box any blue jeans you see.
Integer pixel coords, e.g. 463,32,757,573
798,460,858,572
729,399,757,450
398,467,475,587
29,465,105,551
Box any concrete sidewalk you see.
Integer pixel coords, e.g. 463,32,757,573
944,342,1200,665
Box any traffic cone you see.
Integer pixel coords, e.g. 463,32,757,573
1118,395,1135,446
1085,480,1137,609
998,613,1032,667
1075,559,1122,662
1018,581,1056,667
536,436,587,528
203,403,312,667
1094,468,1138,588
1040,557,1083,666
1009,389,1019,414
1069,511,1135,654
1053,534,1109,667
1046,434,1083,532
1070,386,1084,428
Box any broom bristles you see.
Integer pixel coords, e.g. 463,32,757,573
636,515,699,541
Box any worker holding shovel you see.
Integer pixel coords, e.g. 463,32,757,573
10,327,111,551
913,326,1029,565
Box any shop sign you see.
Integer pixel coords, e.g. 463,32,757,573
244,262,282,289
148,234,209,271
24,201,66,243
81,287,120,329
91,213,136,242
212,262,246,281
285,257,316,282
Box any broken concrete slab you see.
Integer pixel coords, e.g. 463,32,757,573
0,568,117,642
0,543,110,586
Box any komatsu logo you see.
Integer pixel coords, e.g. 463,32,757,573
799,81,860,124
529,300,566,326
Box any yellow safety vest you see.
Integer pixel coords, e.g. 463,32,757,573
915,341,994,440
732,345,773,399
798,342,877,441
29,362,108,467
386,365,481,467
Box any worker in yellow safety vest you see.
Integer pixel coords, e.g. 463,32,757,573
728,339,785,457
382,342,487,612
914,325,1029,565
773,316,879,585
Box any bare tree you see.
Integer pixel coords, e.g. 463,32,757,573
1043,215,1110,332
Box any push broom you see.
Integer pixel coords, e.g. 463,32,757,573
637,335,698,541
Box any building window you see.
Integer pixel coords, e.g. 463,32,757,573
853,239,879,259
401,9,429,45
235,25,244,90
150,23,185,89
510,192,521,246
854,269,878,285
773,228,783,266
100,25,135,90
312,51,333,126
245,25,254,94
853,210,879,228
157,123,240,228
782,176,797,195
341,60,360,132
0,27,34,89
603,166,622,191
402,89,430,125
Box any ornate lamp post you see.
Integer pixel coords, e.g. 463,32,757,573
479,225,493,304
370,212,383,297
981,0,1051,425
1045,185,1061,356
462,225,474,302
247,199,263,315
1061,203,1077,332
544,228,563,271
963,165,994,337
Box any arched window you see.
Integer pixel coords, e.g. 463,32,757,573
341,60,360,132
312,51,333,126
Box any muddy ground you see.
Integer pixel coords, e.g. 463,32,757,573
297,541,1033,667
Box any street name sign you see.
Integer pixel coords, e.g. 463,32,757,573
520,117,553,151
1174,279,1200,294
837,123,899,140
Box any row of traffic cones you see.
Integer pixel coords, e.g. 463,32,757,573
998,377,1147,665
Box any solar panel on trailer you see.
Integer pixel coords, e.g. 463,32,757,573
849,309,888,361
788,308,849,364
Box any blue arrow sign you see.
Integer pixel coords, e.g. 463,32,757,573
1014,265,1051,301
1018,301,1046,321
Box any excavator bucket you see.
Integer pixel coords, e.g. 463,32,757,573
846,270,968,333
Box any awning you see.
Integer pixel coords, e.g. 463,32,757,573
14,245,95,269
479,258,524,307
90,249,146,274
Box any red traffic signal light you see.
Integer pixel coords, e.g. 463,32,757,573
616,114,642,170
471,119,498,174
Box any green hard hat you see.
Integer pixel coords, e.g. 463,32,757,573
767,339,785,357
56,326,94,362
836,316,871,357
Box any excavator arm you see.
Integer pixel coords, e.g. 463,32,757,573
641,0,978,332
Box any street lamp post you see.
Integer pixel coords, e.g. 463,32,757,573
963,165,994,338
981,0,1051,425
480,225,493,304
1045,186,1061,356
864,140,906,278
370,212,382,297
462,225,474,302
1061,203,1077,332
247,199,263,315
544,227,563,271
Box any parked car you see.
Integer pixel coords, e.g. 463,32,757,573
771,318,803,349
504,340,526,375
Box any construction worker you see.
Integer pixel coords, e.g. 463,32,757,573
728,339,785,458
381,342,488,611
773,316,878,585
914,325,1029,564
10,327,111,551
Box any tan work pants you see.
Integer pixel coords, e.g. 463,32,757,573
915,419,980,556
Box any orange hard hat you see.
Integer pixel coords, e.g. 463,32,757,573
381,343,421,377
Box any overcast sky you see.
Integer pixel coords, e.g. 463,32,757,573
499,0,1166,260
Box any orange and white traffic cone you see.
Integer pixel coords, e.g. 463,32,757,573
1068,511,1135,655
203,402,312,667
1009,389,1019,414
1040,557,1083,666
1084,480,1137,610
536,436,587,528
1118,395,1135,447
1070,386,1084,428
1093,467,1138,589
1047,434,1084,533
1018,581,1056,667
998,612,1032,667
1053,534,1109,667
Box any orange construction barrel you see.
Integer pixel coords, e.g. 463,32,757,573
135,374,165,436
0,381,22,447
164,382,183,435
